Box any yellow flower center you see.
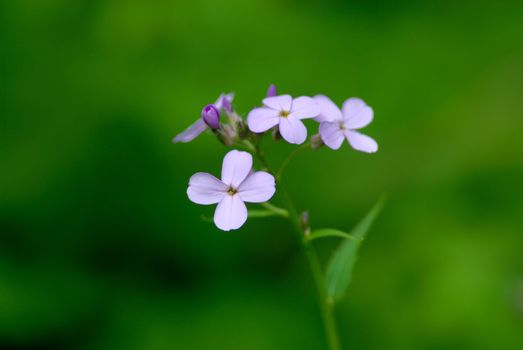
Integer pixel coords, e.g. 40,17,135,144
279,110,290,118
227,187,237,196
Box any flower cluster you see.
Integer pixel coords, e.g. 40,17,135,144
174,85,378,231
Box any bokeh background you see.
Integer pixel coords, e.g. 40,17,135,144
1,0,523,349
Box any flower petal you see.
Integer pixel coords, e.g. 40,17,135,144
262,95,292,111
187,172,227,204
221,150,253,187
278,115,307,144
247,107,280,133
173,119,207,143
238,171,276,203
319,122,345,150
214,195,248,231
342,98,373,129
290,96,321,120
345,130,378,153
314,95,343,122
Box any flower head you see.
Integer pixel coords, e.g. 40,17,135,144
316,95,378,153
247,95,320,144
201,104,220,129
187,150,276,231
173,92,234,143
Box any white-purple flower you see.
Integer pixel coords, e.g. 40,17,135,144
187,150,276,231
315,95,378,153
247,95,320,144
173,93,234,143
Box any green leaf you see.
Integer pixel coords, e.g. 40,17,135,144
324,196,386,302
305,229,360,242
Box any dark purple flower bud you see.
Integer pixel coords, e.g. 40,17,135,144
266,84,277,97
300,211,310,234
201,104,220,129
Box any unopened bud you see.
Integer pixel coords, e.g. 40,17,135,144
214,124,235,147
201,104,220,129
228,111,240,124
266,84,277,97
310,134,324,149
237,119,249,139
300,211,310,234
222,125,235,146
222,96,232,113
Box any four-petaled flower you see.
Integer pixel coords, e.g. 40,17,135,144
173,93,234,143
315,95,378,153
187,150,276,231
247,95,320,144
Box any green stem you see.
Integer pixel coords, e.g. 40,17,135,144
251,142,341,350
276,141,310,180
260,202,289,218
302,241,340,350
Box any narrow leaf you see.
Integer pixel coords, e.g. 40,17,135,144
324,196,385,302
305,229,360,242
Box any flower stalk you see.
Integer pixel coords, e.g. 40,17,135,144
276,141,311,180
251,142,341,350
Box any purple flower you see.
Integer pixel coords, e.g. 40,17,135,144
187,150,276,231
247,95,320,144
266,84,277,97
316,95,378,153
173,92,234,143
201,104,220,129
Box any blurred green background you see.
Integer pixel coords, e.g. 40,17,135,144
1,0,523,349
